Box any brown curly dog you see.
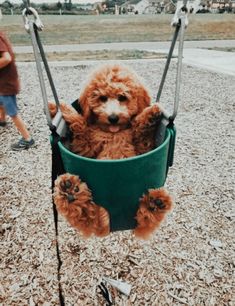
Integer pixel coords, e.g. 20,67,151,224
51,64,173,239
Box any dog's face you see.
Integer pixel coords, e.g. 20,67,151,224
79,65,151,133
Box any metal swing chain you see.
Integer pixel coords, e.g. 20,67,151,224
156,0,188,123
171,1,188,121
22,4,65,305
22,4,60,130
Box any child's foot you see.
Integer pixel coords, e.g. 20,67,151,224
11,138,35,151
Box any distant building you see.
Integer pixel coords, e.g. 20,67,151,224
134,0,198,14
232,0,235,11
185,0,201,13
133,0,149,14
209,0,234,12
121,0,173,14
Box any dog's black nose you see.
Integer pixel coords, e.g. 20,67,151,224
67,194,75,203
108,114,119,124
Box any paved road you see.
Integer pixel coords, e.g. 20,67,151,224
182,48,235,76
13,40,235,53
14,40,235,76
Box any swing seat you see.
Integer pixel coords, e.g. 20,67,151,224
55,119,176,232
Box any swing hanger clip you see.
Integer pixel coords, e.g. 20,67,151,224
171,0,189,28
22,6,44,33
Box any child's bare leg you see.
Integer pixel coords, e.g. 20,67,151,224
11,114,31,140
0,106,6,122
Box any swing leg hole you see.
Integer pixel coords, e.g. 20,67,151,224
134,189,173,239
54,174,110,238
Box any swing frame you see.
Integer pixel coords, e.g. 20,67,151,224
22,2,188,231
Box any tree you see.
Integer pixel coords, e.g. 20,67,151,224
1,0,14,15
64,0,72,10
57,1,62,14
41,3,50,11
67,0,72,11
8,1,13,15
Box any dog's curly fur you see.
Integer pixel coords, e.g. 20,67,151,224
51,64,173,238
54,174,109,237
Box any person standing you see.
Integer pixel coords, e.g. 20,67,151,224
0,31,35,151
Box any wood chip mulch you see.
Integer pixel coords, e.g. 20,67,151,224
0,60,234,305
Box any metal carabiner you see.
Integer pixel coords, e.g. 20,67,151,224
171,0,189,28
22,7,44,33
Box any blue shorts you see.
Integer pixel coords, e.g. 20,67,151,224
0,95,18,117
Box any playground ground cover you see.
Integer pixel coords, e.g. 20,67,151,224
0,13,234,306
0,59,234,305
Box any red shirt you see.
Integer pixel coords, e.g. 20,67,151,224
0,32,20,95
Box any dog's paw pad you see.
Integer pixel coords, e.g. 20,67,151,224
154,198,165,209
63,183,81,202
56,175,82,198
146,189,173,212
60,179,72,191
67,194,76,203
148,198,166,211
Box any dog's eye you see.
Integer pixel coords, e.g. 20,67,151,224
99,95,108,102
118,95,127,102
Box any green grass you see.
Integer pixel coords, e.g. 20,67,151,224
1,14,235,46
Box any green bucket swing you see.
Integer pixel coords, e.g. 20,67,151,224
57,105,176,231
23,4,188,232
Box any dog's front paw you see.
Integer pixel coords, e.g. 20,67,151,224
147,104,162,125
135,104,162,128
48,102,58,118
134,188,173,239
53,173,110,238
53,174,92,216
147,189,173,212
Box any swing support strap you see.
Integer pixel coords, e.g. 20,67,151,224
22,7,61,131
156,0,188,123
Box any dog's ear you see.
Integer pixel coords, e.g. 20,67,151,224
79,89,91,120
136,85,151,113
